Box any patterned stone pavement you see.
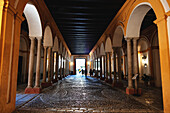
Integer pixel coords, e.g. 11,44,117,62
14,75,163,113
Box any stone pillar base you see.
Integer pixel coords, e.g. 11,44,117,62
52,79,58,83
25,87,41,94
134,88,142,95
41,82,52,89
112,81,123,87
59,77,62,80
101,77,105,80
126,88,134,95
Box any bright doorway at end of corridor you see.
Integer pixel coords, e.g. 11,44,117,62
76,59,86,75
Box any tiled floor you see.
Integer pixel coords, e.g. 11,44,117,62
14,75,163,113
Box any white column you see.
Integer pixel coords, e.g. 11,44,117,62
27,37,35,88
126,38,133,89
43,46,47,83
47,47,52,83
133,38,139,89
35,37,41,88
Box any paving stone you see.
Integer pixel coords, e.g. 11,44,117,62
15,75,162,113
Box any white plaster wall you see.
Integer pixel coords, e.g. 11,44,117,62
138,39,150,80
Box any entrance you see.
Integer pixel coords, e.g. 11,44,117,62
76,59,86,75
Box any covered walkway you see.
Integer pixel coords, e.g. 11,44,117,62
15,75,162,113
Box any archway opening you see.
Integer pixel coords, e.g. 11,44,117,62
76,59,86,75
126,4,163,110
15,3,42,108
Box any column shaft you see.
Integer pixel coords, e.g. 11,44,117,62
113,49,117,83
126,38,133,88
117,47,122,82
109,53,112,81
35,38,41,87
47,47,52,83
51,52,54,81
133,38,139,89
100,56,102,79
55,52,59,80
27,37,35,88
97,58,98,77
105,53,108,80
43,46,47,83
103,55,106,79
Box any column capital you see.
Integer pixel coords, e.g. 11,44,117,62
125,37,132,41
43,46,48,49
154,15,166,24
132,37,139,41
29,36,35,40
36,37,42,40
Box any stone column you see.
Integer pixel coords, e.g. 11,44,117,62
109,52,112,82
100,56,102,79
27,37,35,88
47,47,52,83
103,55,106,79
55,52,59,81
35,37,41,88
97,58,98,77
42,46,47,83
113,48,117,83
123,53,126,79
126,38,134,95
51,51,54,82
133,38,139,90
105,53,108,81
63,58,65,78
60,55,62,79
117,47,122,82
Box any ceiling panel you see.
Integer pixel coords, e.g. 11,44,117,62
44,0,126,55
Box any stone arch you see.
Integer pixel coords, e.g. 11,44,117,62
112,25,124,47
125,1,165,38
43,25,53,47
100,43,105,56
23,3,42,37
53,36,59,52
160,0,170,12
105,37,112,52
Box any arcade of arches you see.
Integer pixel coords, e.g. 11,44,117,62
0,0,170,112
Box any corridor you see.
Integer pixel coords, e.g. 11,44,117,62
15,75,160,113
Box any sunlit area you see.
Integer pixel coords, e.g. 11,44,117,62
76,59,85,75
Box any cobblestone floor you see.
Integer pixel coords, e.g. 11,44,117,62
14,75,163,113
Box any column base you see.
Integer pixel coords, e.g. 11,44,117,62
105,79,112,84
59,77,62,80
41,82,52,89
134,88,142,95
126,88,134,95
112,81,123,87
101,77,105,80
25,87,41,94
52,79,58,83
